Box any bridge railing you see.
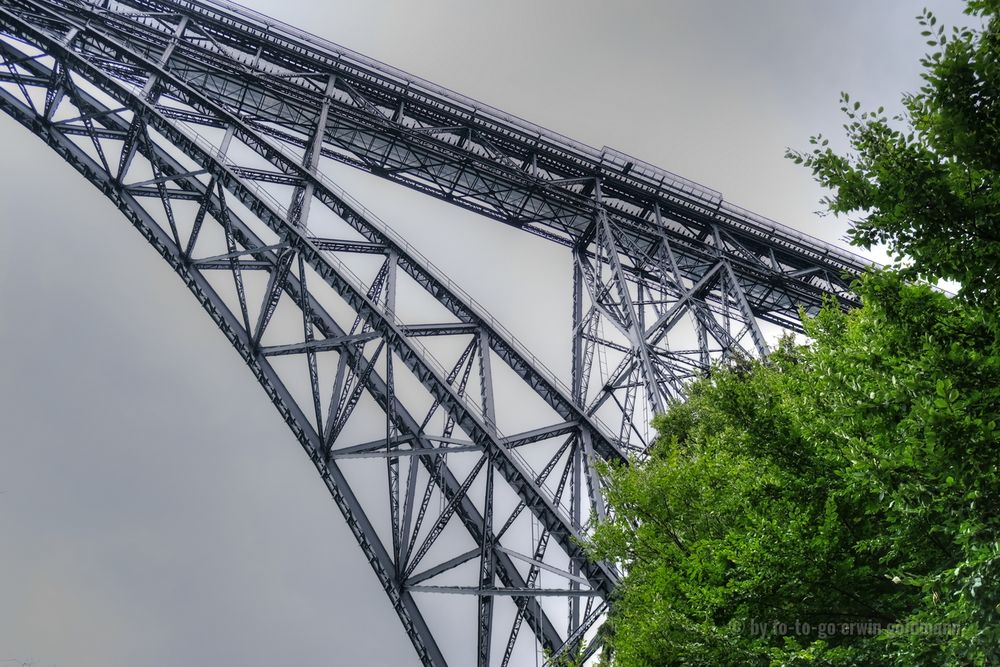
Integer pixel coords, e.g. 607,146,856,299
181,0,872,277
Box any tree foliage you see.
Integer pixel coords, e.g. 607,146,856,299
591,275,1000,666
591,2,1000,665
788,1,1000,309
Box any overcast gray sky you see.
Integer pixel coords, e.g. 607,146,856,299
0,2,967,665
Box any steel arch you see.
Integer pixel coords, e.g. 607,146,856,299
0,5,619,663
0,0,872,664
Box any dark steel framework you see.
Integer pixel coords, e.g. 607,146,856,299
0,0,870,663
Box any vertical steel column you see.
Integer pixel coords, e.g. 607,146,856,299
289,72,336,227
594,181,666,415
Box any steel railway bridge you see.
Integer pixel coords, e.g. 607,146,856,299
0,0,871,663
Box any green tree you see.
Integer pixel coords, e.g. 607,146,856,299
789,1,1000,309
592,2,1000,664
591,275,1000,666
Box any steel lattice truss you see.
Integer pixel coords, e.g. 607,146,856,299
0,0,872,664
